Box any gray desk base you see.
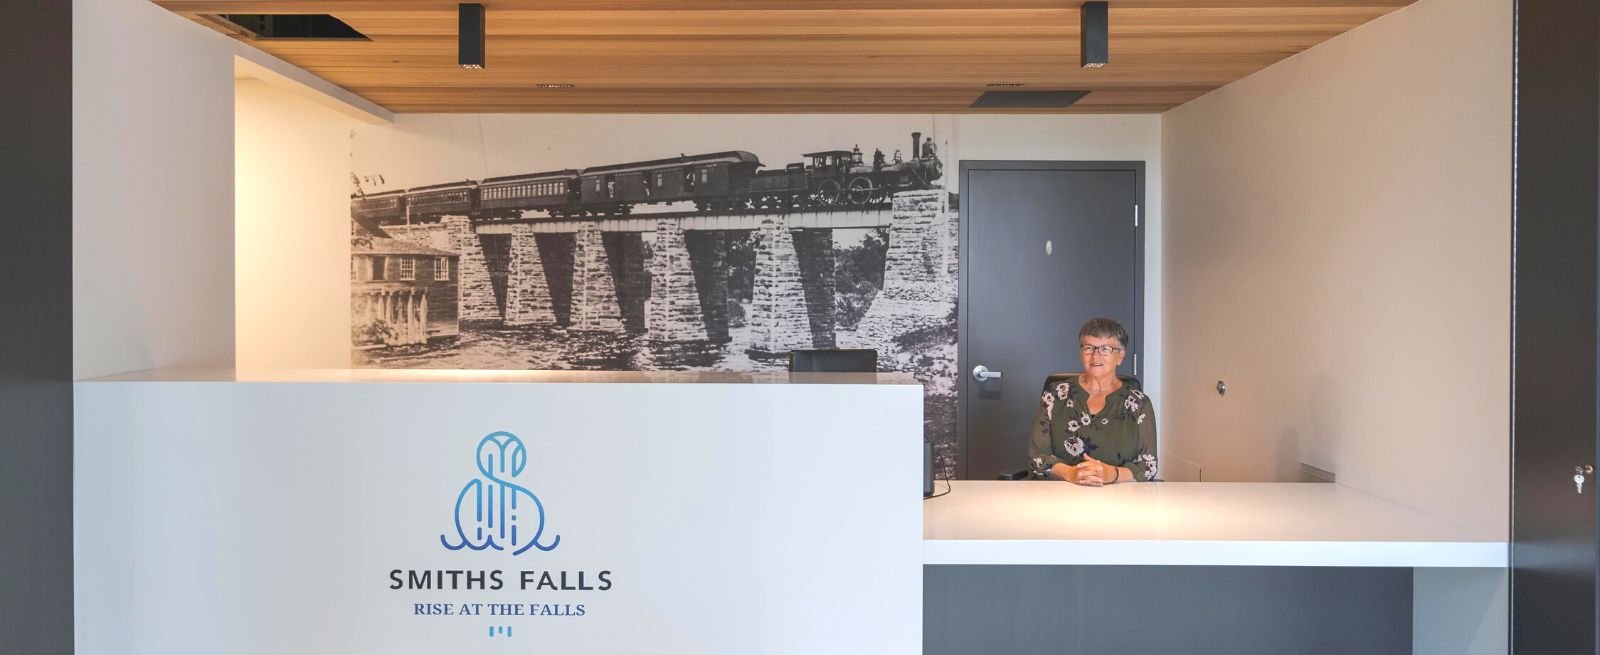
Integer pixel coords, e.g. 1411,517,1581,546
925,565,1411,655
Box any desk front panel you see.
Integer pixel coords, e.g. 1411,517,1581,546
75,380,923,654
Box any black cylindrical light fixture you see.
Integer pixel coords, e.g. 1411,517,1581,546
1080,1,1108,68
459,3,485,69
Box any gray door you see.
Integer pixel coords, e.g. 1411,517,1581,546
959,163,1142,480
1512,0,1598,651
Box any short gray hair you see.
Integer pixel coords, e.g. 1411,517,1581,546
1078,317,1129,350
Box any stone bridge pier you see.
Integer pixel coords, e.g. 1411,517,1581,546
571,222,626,332
746,218,836,355
843,190,959,361
646,220,709,342
443,215,501,321
747,216,811,355
504,224,556,326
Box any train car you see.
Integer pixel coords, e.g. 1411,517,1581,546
478,169,580,218
578,151,761,215
747,163,810,210
351,189,408,224
405,181,479,218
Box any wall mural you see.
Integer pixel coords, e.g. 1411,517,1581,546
350,119,959,477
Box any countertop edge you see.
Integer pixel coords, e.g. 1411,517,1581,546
921,539,1509,568
76,368,926,386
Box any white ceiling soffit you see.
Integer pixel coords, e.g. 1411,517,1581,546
232,42,393,125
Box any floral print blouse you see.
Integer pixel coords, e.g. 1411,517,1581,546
1028,373,1159,481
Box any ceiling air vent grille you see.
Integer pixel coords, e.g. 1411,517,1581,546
207,14,369,40
969,90,1090,109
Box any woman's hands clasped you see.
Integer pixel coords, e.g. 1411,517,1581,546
1050,455,1115,486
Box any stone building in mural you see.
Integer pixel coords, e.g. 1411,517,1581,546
350,235,460,347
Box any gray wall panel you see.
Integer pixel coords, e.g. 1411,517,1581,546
0,0,74,653
926,565,1411,655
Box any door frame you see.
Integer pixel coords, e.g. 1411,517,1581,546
955,160,1147,480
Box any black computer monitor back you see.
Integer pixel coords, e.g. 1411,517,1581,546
787,349,878,373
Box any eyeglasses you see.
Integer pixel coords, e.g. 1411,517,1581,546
1079,344,1124,356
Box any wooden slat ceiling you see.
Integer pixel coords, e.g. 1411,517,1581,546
154,0,1414,113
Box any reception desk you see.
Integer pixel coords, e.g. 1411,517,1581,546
924,480,1506,568
74,369,925,655
923,481,1507,655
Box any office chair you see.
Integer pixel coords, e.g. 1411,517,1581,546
787,348,879,373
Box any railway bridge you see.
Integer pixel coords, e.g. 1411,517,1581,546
381,190,958,356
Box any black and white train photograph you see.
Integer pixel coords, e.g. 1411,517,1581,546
347,117,960,476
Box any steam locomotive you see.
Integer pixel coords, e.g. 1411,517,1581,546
352,132,942,225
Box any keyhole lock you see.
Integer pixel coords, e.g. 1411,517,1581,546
1576,465,1594,494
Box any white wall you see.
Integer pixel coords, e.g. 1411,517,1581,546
73,0,236,379
235,79,361,371
1161,0,1511,540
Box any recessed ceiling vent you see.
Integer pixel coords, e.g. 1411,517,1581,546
207,14,369,40
969,90,1090,109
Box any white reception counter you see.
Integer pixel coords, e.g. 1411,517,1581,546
75,369,925,655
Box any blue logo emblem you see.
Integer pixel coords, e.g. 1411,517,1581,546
440,431,560,555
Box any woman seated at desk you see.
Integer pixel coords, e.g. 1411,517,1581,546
1029,317,1159,485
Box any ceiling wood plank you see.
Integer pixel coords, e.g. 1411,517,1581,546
157,1,1413,12
321,8,1394,37
150,0,1413,113
348,87,1210,104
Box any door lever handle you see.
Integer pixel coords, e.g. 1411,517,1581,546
971,365,1003,382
